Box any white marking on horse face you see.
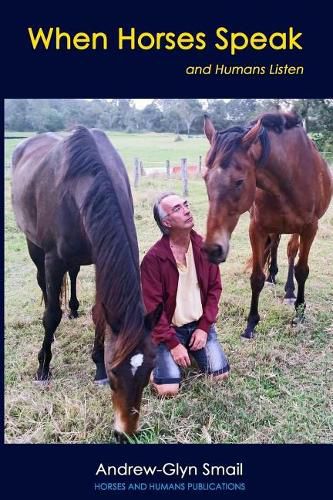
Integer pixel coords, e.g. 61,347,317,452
130,353,144,376
114,412,126,433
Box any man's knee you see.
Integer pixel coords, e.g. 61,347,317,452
152,383,180,397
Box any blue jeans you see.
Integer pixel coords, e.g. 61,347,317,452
153,321,230,385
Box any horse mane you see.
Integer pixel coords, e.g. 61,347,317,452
255,112,302,133
207,112,302,169
64,126,144,368
206,126,245,169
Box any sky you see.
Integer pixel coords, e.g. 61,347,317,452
133,99,153,109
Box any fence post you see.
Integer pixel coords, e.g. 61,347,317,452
166,159,170,178
134,157,140,187
181,158,188,196
140,160,145,176
198,155,202,175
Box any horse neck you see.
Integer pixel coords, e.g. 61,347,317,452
254,131,306,202
78,173,144,331
94,255,143,321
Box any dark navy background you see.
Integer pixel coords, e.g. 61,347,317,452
2,0,332,498
1,0,332,97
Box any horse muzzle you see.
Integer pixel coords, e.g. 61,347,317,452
203,243,229,264
113,430,130,444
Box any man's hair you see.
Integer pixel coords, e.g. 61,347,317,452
153,192,177,235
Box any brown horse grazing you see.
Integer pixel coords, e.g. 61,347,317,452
203,112,332,339
11,127,162,440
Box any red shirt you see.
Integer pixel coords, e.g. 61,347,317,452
140,230,222,350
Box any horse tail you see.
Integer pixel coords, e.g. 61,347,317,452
244,235,281,273
60,273,68,309
40,273,68,308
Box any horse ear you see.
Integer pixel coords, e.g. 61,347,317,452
144,303,163,332
204,115,216,144
242,119,262,150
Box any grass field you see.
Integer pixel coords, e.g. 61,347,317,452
4,131,333,444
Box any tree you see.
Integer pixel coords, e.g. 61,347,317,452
226,99,257,125
139,103,164,131
162,109,183,134
5,99,32,130
286,99,333,132
155,99,202,135
177,99,202,136
206,100,230,130
27,100,64,132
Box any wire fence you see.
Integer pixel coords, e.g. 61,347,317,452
5,151,333,193
131,152,333,195
132,156,203,195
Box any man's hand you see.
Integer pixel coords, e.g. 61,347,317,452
189,328,208,351
170,344,191,367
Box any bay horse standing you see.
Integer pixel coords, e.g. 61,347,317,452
11,127,162,438
203,112,332,338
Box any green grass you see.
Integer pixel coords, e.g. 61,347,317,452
4,131,206,174
4,132,333,444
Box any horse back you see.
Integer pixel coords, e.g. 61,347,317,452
255,127,332,230
292,129,332,218
11,134,62,244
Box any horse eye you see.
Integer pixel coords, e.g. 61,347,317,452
235,179,244,188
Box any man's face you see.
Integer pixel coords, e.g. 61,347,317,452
160,195,194,232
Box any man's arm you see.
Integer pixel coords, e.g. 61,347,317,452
140,253,180,349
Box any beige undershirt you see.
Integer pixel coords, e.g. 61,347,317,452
172,240,203,327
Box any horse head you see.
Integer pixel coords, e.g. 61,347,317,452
202,116,262,264
102,303,163,442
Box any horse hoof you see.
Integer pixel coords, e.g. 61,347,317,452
68,311,79,319
241,331,255,340
292,315,304,326
94,377,109,386
33,378,51,387
284,297,296,306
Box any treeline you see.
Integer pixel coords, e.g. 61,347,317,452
4,99,333,147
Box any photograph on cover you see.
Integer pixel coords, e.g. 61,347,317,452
4,99,333,444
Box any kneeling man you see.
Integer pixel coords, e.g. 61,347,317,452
141,192,230,396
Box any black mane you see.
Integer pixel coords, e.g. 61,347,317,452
64,127,144,366
254,112,302,133
207,112,302,169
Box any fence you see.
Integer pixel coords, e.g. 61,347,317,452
4,150,333,192
133,156,203,195
132,151,333,195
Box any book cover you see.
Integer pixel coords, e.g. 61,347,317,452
2,1,332,498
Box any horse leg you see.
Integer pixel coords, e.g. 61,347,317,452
91,302,108,384
242,223,267,339
37,253,66,381
68,265,80,319
284,233,300,304
293,223,318,322
266,234,280,284
26,238,47,306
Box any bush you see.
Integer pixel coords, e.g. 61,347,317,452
174,134,183,142
324,135,333,152
309,132,326,151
